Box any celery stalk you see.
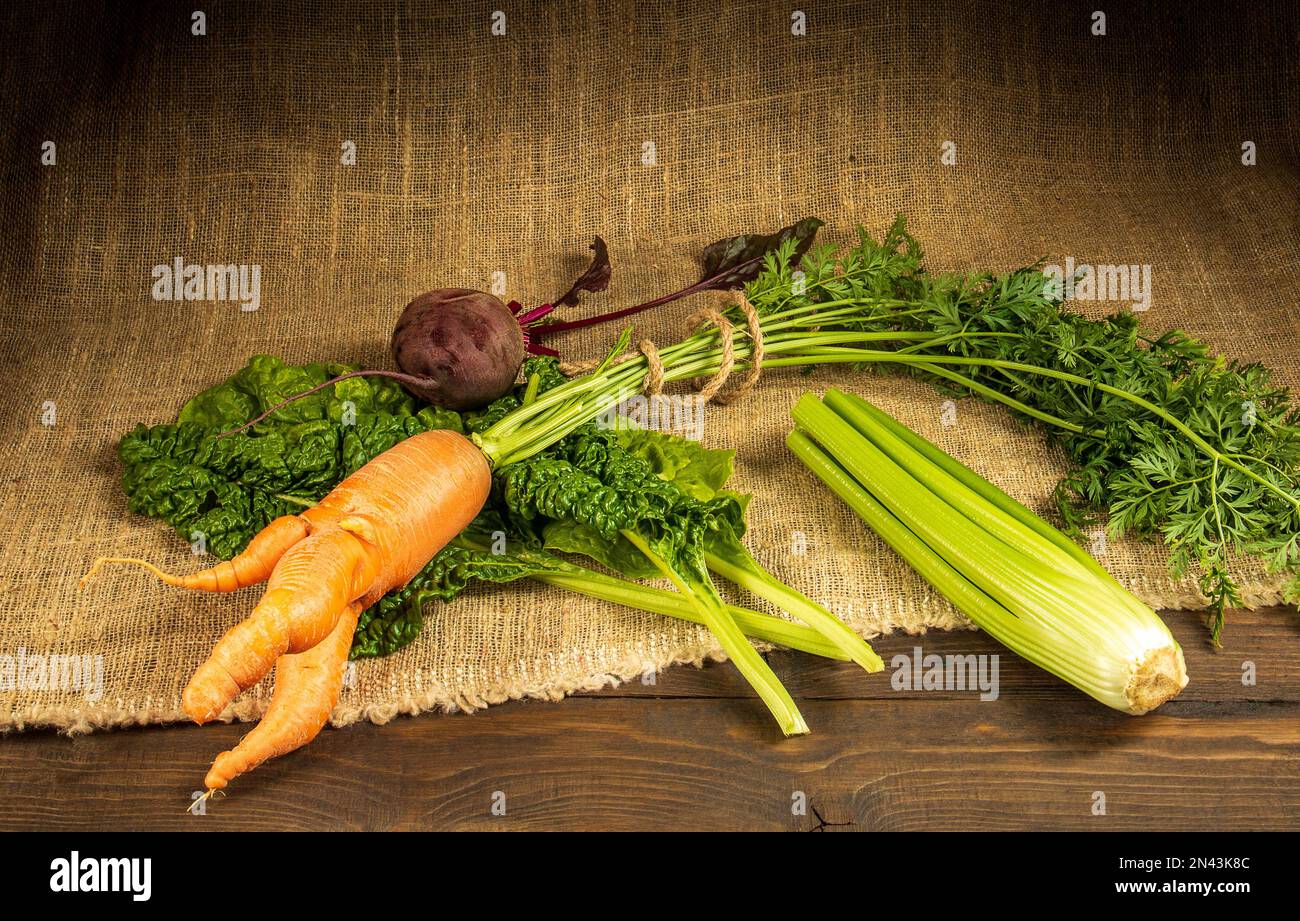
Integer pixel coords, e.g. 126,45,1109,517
824,389,1134,589
794,396,1099,625
704,541,883,672
822,388,1159,627
789,393,1188,715
823,390,1085,579
786,430,1024,645
619,529,809,736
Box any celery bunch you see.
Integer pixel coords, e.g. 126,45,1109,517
789,389,1188,714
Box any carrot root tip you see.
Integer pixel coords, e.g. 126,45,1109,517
186,788,224,815
79,556,183,588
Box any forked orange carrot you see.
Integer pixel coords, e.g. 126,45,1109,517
86,429,491,795
179,526,379,724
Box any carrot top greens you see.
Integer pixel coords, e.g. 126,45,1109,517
477,216,1300,640
797,218,1300,640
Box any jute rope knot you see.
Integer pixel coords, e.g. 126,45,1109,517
557,292,763,406
558,337,665,394
686,292,764,405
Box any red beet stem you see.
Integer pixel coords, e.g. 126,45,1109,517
215,369,433,439
529,252,766,338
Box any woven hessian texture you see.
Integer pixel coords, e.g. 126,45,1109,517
1,1,1296,731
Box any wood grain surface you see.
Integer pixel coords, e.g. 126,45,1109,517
1,606,1296,831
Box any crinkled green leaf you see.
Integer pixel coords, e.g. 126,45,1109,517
179,354,426,430
121,356,465,560
120,411,461,561
495,425,747,588
614,427,734,501
542,518,660,579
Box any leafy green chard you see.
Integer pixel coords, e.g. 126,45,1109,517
493,423,810,734
120,358,462,558
612,426,883,673
178,354,435,429
475,367,883,733
120,356,854,671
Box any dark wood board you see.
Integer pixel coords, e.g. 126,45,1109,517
1,606,1296,831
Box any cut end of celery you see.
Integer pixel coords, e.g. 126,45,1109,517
1125,644,1189,715
782,713,812,737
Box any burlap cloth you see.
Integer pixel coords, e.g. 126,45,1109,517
1,2,1296,732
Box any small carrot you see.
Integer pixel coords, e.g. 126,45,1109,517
196,601,361,801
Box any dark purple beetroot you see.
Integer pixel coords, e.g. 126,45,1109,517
391,289,525,410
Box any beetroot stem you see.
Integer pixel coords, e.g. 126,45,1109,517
529,252,766,338
216,370,432,439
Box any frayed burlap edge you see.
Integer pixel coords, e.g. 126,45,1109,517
3,578,1288,737
0,636,736,736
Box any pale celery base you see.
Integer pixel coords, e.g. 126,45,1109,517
1124,645,1190,715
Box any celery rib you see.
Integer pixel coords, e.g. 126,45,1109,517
788,394,1188,715
823,389,1086,579
534,569,849,661
793,395,1096,626
825,389,1118,583
787,429,1130,702
704,545,883,673
619,530,809,736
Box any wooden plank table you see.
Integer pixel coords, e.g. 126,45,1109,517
1,606,1296,831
